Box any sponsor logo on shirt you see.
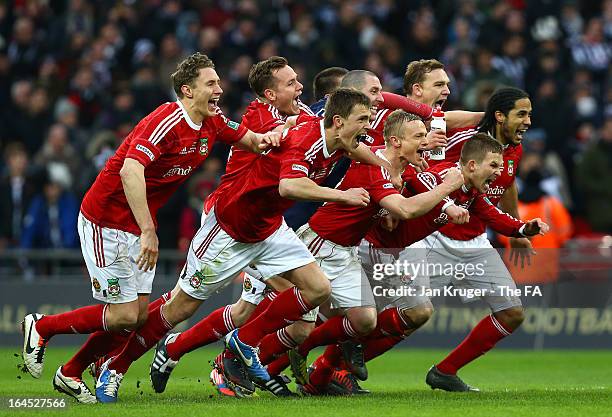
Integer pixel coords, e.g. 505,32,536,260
136,144,155,161
383,183,394,189
226,120,240,130
292,164,309,175
92,277,101,292
180,143,197,155
487,186,506,196
163,165,193,178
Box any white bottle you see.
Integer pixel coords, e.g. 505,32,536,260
429,107,446,161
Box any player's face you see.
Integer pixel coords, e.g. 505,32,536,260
339,104,371,150
396,120,428,165
417,69,450,107
498,98,532,145
270,65,303,116
359,74,384,119
190,67,223,117
470,151,503,193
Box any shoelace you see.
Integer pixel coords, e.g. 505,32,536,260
103,372,123,397
72,377,94,396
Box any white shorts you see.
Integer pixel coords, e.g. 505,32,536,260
179,209,316,301
77,212,155,304
296,225,375,309
358,239,431,312
423,231,522,312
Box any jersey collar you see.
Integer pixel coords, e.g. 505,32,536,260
320,119,335,158
176,100,202,130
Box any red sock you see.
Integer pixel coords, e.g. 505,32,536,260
366,307,408,339
109,305,173,374
363,335,404,363
297,316,358,356
259,327,297,365
309,345,342,387
61,331,127,378
166,305,235,360
36,304,106,339
242,292,276,326
237,287,313,345
149,291,173,311
266,353,290,376
436,314,512,375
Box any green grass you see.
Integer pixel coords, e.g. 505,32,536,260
1,347,610,417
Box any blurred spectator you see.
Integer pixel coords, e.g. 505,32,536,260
21,167,79,249
575,116,612,233
6,16,42,78
33,124,81,188
492,34,528,88
499,168,573,284
0,143,37,249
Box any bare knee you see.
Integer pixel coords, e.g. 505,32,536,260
494,306,524,331
284,264,331,306
135,309,149,328
347,307,377,336
286,321,315,344
401,303,433,330
230,299,256,327
106,303,140,331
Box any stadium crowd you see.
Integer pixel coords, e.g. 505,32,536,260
0,0,611,251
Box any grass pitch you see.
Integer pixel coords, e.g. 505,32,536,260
1,346,610,417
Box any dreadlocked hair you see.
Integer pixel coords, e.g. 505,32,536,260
477,87,529,133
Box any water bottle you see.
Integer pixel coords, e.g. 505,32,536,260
429,107,446,160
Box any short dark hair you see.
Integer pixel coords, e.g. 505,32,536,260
171,53,215,98
478,87,530,134
323,88,371,128
248,56,289,97
460,133,503,165
403,59,445,95
383,110,422,146
313,67,348,101
341,70,378,91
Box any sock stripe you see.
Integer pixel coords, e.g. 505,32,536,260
293,287,309,313
159,305,173,330
102,304,109,332
277,328,297,348
342,316,359,338
223,305,235,332
489,314,511,336
266,292,277,301
396,307,410,329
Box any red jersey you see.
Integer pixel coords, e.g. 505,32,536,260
203,99,316,213
215,119,344,243
308,148,398,247
81,101,247,235
430,129,524,240
367,162,525,249
364,108,390,147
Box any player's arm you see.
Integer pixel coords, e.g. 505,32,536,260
120,158,158,271
234,129,281,153
445,111,484,130
380,92,433,119
279,177,370,206
473,195,549,237
499,181,537,266
378,168,464,220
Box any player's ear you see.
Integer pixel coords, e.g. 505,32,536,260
494,110,505,124
333,114,343,128
181,84,193,99
413,83,422,98
390,135,401,148
263,88,276,102
468,160,477,172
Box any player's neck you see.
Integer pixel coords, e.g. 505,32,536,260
382,148,405,171
179,98,205,125
324,127,342,152
494,124,511,147
461,167,476,191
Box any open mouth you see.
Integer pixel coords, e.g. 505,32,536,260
435,98,446,107
483,176,496,190
515,128,528,141
208,98,219,111
416,149,425,157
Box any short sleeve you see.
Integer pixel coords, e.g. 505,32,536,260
367,166,399,203
125,138,164,167
214,113,249,144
